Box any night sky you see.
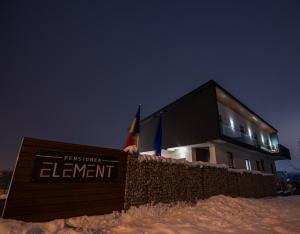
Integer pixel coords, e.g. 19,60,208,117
1,1,300,171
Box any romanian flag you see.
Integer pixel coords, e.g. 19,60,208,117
123,105,140,153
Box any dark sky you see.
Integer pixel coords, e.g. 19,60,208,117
1,0,300,171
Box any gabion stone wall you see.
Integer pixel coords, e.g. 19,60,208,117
124,156,276,209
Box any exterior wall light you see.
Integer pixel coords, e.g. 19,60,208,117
248,128,252,138
230,118,234,130
268,138,272,148
261,135,265,144
245,159,252,171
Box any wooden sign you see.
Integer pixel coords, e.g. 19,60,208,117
1,137,128,222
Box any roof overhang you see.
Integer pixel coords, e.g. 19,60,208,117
215,86,277,134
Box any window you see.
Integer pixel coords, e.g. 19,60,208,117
253,133,259,146
245,159,252,171
227,152,234,168
218,114,222,122
256,160,260,171
195,148,210,162
239,125,245,134
270,164,275,174
260,160,265,171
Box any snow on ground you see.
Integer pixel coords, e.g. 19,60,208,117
1,195,300,234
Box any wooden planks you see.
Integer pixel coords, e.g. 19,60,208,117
2,137,128,222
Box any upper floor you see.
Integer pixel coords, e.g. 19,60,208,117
140,80,290,160
216,86,279,154
215,85,290,159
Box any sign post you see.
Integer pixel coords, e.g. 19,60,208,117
2,137,128,222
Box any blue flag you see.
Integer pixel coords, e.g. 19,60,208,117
153,116,162,156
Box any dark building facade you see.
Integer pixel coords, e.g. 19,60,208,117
140,80,290,173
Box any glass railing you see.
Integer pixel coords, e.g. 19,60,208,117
220,122,279,153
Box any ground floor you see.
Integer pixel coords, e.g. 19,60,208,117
141,140,276,174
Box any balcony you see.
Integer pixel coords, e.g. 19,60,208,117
220,122,279,154
273,144,291,160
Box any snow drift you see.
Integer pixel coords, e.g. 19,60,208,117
0,195,300,234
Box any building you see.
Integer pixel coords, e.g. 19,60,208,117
140,80,290,174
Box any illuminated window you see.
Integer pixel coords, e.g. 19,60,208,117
245,159,252,171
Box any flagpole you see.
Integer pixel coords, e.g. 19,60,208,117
136,104,141,155
136,135,140,155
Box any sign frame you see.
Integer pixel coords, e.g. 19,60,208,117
1,137,128,222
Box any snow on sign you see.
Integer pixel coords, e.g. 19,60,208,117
1,137,128,222
32,150,119,182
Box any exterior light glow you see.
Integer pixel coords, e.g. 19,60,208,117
268,138,272,148
261,135,265,144
245,159,252,171
167,147,187,158
229,118,234,130
167,148,176,152
248,128,252,138
178,147,187,158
